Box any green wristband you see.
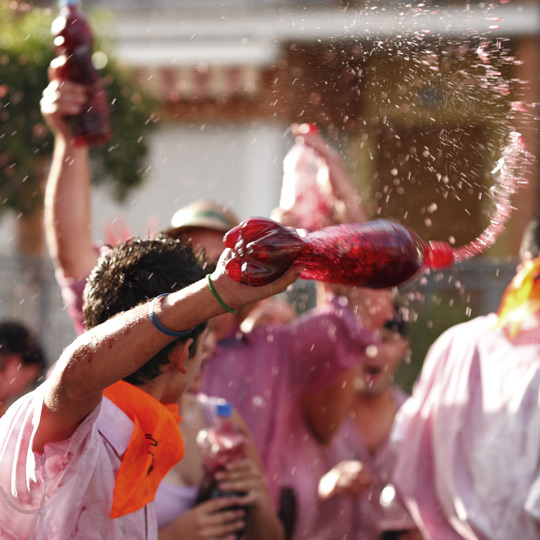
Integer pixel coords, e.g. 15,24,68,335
206,274,236,313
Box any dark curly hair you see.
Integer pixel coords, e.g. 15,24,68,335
83,236,207,386
0,320,46,372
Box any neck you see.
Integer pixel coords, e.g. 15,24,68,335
137,376,168,402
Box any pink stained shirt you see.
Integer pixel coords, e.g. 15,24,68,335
201,298,378,507
292,385,411,540
391,313,540,540
318,385,410,540
0,384,157,540
55,243,111,336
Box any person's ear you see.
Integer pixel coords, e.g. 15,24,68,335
168,339,193,375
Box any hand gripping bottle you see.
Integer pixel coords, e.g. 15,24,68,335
273,124,335,231
51,0,111,145
196,402,249,539
223,217,454,288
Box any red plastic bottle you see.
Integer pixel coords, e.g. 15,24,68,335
51,0,111,146
196,402,249,539
224,217,454,288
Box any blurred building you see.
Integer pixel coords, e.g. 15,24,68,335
1,0,539,365
87,0,539,256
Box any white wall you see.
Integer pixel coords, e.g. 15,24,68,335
0,122,288,255
90,121,287,240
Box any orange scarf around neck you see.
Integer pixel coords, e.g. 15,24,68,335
104,380,184,518
496,257,540,338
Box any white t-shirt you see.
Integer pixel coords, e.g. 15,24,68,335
0,382,157,540
392,314,540,540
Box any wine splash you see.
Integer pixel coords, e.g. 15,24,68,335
224,129,532,289
453,130,532,263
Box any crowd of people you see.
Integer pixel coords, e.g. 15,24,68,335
0,61,538,540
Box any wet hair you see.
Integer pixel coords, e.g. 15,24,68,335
83,236,207,386
520,215,540,260
0,320,46,372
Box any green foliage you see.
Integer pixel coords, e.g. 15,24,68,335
395,289,474,394
0,3,157,215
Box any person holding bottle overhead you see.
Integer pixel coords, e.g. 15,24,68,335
41,6,284,539
267,125,418,540
40,67,384,540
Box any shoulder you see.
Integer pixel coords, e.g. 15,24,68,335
432,314,497,350
97,397,134,457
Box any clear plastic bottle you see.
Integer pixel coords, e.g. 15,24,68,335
196,402,248,539
275,124,335,232
51,0,111,145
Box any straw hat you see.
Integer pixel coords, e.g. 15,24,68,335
169,199,240,234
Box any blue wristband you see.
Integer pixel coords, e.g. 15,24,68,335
149,293,195,337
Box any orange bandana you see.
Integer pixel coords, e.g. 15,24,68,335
103,380,184,518
496,257,540,338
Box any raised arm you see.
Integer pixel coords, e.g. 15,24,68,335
291,123,368,224
41,70,98,280
33,260,301,454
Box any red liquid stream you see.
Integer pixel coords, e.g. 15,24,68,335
453,131,531,263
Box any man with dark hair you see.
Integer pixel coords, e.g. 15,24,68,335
0,236,299,539
40,74,383,529
391,215,540,539
0,320,46,417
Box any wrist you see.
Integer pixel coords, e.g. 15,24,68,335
54,133,87,157
206,274,236,313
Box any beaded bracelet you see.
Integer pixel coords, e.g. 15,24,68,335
149,293,195,337
206,274,236,313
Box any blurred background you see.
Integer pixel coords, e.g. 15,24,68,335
1,0,539,388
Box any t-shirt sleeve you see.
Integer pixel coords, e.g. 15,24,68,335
54,243,108,336
282,297,378,393
55,268,87,335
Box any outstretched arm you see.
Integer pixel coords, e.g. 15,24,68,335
41,70,99,280
33,258,302,454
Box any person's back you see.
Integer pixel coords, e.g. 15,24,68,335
392,216,540,539
392,253,540,539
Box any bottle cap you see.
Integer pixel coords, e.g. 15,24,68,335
425,241,454,269
217,402,233,418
